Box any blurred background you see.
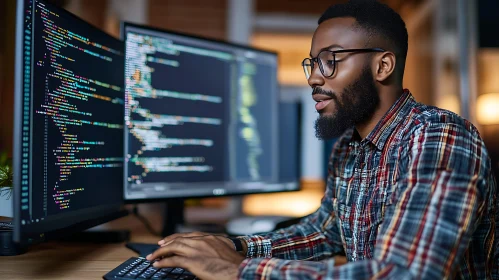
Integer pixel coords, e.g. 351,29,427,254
1,0,498,221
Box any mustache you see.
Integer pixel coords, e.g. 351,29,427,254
312,87,336,99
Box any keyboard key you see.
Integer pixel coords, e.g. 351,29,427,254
103,257,198,280
140,270,157,278
139,273,154,279
170,268,184,274
148,267,159,271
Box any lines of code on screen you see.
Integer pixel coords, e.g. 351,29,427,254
124,26,279,200
124,32,231,187
233,60,275,182
21,1,124,225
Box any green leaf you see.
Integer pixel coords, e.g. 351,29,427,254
0,165,13,188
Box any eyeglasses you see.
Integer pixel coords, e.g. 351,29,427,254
302,48,385,79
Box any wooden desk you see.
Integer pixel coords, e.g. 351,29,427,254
0,215,165,280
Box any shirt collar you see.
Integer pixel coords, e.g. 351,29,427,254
362,89,414,150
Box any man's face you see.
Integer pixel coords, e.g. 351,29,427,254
308,17,380,140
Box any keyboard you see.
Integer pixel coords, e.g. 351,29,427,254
103,257,198,279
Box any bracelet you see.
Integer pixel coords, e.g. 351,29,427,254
228,237,244,252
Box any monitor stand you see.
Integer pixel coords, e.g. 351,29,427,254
126,199,226,257
161,199,185,237
126,200,183,257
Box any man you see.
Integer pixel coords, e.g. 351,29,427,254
146,1,498,279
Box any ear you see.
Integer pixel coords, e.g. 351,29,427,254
374,52,396,82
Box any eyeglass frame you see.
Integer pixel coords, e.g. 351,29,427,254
302,48,386,79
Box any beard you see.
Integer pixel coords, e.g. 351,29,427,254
314,65,380,140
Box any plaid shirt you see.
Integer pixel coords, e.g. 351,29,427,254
238,90,498,279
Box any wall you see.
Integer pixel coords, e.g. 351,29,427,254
64,0,108,29
148,0,227,40
477,49,499,180
0,1,16,156
256,0,336,15
478,50,499,95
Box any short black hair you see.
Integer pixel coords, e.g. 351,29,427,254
318,0,408,79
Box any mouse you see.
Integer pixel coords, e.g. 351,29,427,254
225,216,292,236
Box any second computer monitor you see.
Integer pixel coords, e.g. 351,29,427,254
13,0,125,243
122,23,293,201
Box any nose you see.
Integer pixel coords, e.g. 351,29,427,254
307,61,325,89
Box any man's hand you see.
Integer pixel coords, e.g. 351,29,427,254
157,231,235,250
147,233,246,280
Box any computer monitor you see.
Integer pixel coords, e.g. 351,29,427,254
278,101,302,183
13,0,126,244
122,22,299,203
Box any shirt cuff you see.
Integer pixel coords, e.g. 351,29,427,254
239,235,272,258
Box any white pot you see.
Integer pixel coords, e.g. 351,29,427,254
0,189,13,218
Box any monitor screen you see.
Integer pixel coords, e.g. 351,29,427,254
123,23,296,201
278,101,301,183
13,0,125,242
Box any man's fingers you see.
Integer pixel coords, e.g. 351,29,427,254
158,231,208,245
189,235,234,249
153,256,239,280
159,233,214,248
147,239,197,261
157,233,182,245
153,255,192,270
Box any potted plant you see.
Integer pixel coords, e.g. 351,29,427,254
0,152,23,256
0,152,13,218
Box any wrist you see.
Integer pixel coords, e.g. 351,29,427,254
228,237,243,252
228,237,248,256
240,238,248,256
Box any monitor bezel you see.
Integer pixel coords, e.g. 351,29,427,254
123,181,302,204
121,22,279,58
13,0,126,244
121,22,299,203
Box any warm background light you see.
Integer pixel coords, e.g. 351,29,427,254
477,49,499,128
242,180,324,217
476,93,499,125
251,33,312,86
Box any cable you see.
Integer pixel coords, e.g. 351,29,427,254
131,204,162,237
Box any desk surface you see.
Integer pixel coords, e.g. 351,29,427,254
1,240,144,279
0,214,176,280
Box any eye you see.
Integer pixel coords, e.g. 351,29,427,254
325,60,335,66
319,51,336,66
